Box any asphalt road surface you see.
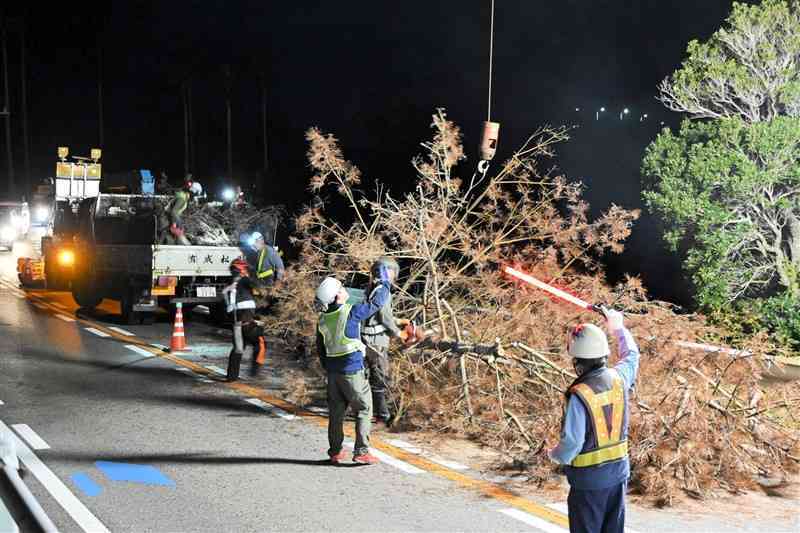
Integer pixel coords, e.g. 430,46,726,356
0,240,795,533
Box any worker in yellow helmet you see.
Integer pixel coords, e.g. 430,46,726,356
547,307,640,533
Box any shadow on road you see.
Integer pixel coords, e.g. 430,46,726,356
46,451,350,467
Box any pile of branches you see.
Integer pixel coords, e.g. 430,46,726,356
265,110,800,505
181,203,285,246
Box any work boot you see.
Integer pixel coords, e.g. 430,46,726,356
226,351,242,381
328,450,347,464
352,452,380,465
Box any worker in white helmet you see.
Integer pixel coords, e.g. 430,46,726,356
548,307,640,533
315,265,391,465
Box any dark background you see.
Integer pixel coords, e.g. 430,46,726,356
0,1,751,305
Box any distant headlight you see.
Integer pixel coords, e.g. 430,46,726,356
222,188,235,201
1,226,16,241
35,206,49,222
57,249,75,267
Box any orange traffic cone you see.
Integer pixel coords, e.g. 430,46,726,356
170,302,188,352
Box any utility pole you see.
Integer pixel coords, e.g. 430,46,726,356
1,21,14,197
182,81,189,177
259,72,268,175
225,65,232,182
187,81,194,173
19,20,30,192
97,37,104,147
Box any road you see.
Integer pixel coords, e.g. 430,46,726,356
0,240,795,533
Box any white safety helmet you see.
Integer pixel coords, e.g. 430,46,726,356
189,182,203,196
315,277,343,307
567,323,610,359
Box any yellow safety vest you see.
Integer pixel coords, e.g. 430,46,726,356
257,248,274,280
318,304,365,357
569,369,628,468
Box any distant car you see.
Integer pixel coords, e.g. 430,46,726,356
0,202,30,250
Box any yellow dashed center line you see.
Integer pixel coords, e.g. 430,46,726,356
13,282,569,529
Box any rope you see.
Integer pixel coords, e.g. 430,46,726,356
487,0,495,121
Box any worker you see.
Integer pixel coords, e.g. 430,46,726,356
250,231,285,287
547,307,640,533
156,170,171,194
361,257,409,425
167,179,203,245
222,258,267,379
316,266,391,465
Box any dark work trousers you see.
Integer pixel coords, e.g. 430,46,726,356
567,481,626,533
364,344,391,420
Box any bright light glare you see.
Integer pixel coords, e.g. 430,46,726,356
623,108,630,114
36,206,49,221
10,214,24,228
1,226,16,242
222,188,235,201
57,249,75,267
600,107,606,112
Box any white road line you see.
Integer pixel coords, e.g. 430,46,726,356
546,502,568,514
204,365,227,375
386,439,423,454
342,441,425,474
198,378,214,383
11,424,50,450
244,399,296,420
55,314,75,322
84,328,111,338
124,345,154,358
175,367,193,374
0,420,110,533
427,456,470,471
108,326,135,336
499,508,567,533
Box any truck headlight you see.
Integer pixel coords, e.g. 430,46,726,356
0,226,16,241
57,249,75,267
35,206,49,222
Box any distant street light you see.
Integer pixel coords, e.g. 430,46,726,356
639,113,649,122
620,108,630,120
596,107,606,120
575,107,580,112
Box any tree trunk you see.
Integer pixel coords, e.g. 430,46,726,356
783,209,800,297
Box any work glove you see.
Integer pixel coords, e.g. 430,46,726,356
601,305,624,333
398,329,410,342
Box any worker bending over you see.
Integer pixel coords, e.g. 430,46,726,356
315,266,390,465
223,258,267,380
166,178,203,245
548,307,640,533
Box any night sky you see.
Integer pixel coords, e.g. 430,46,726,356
0,1,751,304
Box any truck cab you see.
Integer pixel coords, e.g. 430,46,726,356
0,202,30,251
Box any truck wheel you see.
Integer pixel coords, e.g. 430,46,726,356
120,289,140,326
72,283,102,310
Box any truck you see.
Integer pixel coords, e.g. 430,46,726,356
70,193,241,324
0,202,30,251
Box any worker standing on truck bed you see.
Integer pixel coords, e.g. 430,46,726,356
547,307,640,533
166,178,203,245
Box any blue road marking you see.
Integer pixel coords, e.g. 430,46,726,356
95,461,175,487
71,473,103,497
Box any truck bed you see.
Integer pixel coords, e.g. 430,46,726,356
94,244,241,277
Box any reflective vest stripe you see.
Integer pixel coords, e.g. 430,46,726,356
571,440,628,468
257,249,274,279
318,304,365,357
570,369,626,467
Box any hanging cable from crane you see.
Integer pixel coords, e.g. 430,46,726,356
478,0,500,175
